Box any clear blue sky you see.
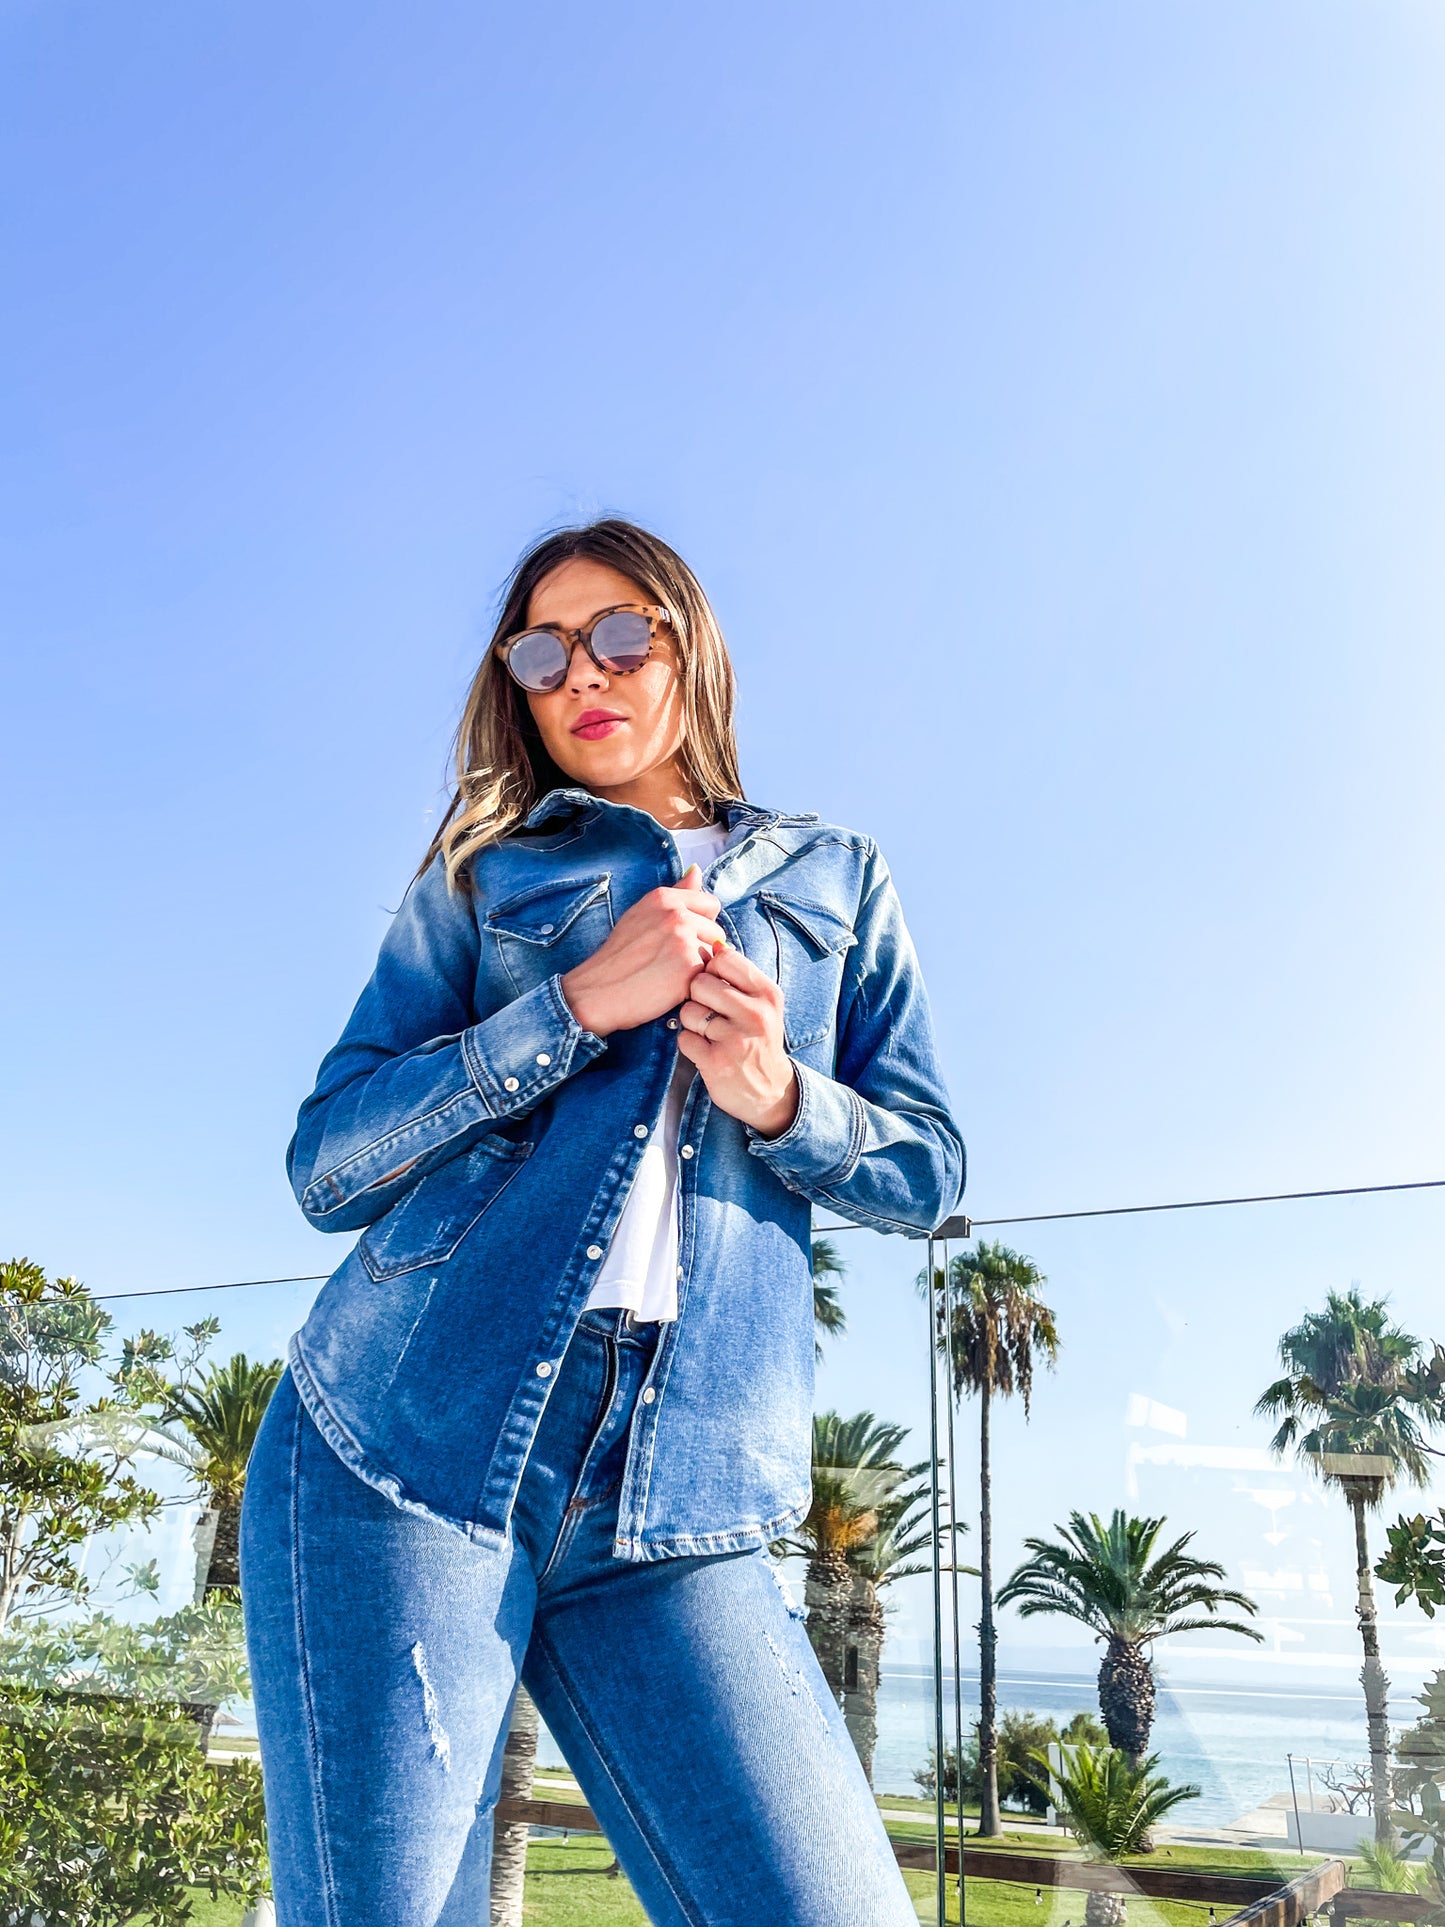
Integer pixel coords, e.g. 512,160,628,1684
4,3,1444,1702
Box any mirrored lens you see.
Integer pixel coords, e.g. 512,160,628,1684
590,612,653,674
506,630,570,691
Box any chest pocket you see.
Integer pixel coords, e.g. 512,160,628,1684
483,874,613,997
757,892,858,1053
359,1137,533,1282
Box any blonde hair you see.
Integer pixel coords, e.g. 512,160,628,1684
421,520,744,891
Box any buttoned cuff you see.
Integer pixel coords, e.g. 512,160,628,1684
745,1058,865,1193
462,974,607,1115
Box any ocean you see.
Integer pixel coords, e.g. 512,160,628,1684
867,1666,1422,1824
536,1663,1424,1827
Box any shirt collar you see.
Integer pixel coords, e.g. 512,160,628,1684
522,790,800,835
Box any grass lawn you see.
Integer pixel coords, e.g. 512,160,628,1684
519,1835,651,1923
900,1872,1236,1927
175,1829,1370,1926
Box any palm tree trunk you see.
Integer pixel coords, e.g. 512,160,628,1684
490,1685,540,1926
203,1502,241,1597
804,1553,854,1703
193,1507,220,1603
1098,1637,1155,1768
1347,1487,1394,1845
977,1378,1001,1836
1085,1891,1127,1927
843,1578,885,1786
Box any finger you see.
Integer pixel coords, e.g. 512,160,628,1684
685,973,757,1022
705,946,775,995
675,1028,714,1067
668,884,722,918
678,998,724,1037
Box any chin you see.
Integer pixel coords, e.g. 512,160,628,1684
554,750,643,789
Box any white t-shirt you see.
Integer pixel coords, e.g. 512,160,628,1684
584,821,730,1323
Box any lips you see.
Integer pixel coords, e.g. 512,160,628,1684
571,710,626,742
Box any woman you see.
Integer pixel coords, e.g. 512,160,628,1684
241,519,964,1926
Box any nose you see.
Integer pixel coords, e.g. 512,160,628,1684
565,637,607,694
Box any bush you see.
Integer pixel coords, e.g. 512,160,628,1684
915,1708,1109,1814
0,1686,268,1927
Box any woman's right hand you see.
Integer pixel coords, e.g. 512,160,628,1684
560,865,725,1038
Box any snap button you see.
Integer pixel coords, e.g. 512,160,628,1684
680,1145,694,1160
535,1052,551,1067
641,1387,657,1405
666,1018,680,1031
586,1244,604,1261
539,922,555,934
503,1076,520,1092
676,1264,684,1280
535,1361,553,1378
633,1124,648,1138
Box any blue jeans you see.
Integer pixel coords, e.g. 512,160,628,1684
241,1309,918,1926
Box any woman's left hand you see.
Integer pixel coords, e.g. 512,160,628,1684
676,948,799,1138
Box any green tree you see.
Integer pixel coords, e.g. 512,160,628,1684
916,1708,1107,1815
1030,1743,1200,1926
161,1353,284,1598
0,1687,267,1926
1391,1667,1445,1902
922,1242,1060,1835
997,1510,1261,1767
781,1410,962,1785
811,1237,847,1358
1257,1289,1445,1841
0,1597,248,1693
0,1260,162,1634
1377,1510,1445,1619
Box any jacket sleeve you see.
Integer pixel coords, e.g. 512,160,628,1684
745,843,964,1235
287,858,607,1233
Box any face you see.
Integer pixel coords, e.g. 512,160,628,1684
519,558,689,800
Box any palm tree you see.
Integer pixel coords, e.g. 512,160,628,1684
812,1238,847,1359
1032,1744,1200,1926
1257,1289,1445,1842
921,1241,1059,1835
780,1410,960,1784
997,1510,1261,1766
163,1354,284,1598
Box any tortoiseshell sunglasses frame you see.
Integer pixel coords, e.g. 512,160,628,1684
493,604,671,690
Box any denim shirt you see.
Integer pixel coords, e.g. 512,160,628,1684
286,791,964,1560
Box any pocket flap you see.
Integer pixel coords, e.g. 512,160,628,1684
758,892,858,959
358,1136,532,1282
484,875,611,945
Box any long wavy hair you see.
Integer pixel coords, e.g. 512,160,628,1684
420,520,744,890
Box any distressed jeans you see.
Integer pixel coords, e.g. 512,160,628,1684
240,1308,919,1927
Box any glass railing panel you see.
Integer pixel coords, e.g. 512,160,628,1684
2,1269,323,1925
922,1188,1445,1927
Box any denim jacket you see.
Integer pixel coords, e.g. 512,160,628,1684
286,791,964,1560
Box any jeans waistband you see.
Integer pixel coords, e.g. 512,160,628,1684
575,1306,663,1351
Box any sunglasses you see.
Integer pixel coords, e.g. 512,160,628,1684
494,604,670,693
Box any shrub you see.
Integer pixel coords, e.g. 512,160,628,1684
0,1686,268,1926
915,1708,1109,1814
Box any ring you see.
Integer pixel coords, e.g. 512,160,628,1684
703,1012,717,1037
